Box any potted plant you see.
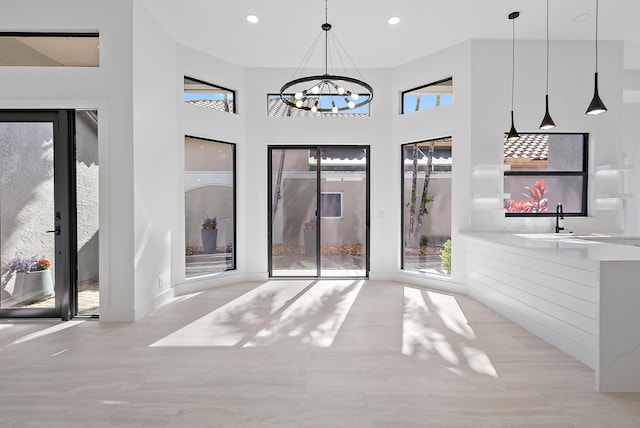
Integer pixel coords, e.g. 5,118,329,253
303,217,317,256
201,216,218,254
3,254,53,303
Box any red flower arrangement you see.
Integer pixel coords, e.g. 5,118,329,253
504,179,549,213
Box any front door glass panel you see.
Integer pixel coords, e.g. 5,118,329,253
1,122,56,310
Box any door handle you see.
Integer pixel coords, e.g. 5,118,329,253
46,226,61,235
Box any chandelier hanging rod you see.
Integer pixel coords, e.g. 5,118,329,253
279,0,373,114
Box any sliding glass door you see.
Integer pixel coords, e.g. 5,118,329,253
268,146,369,278
0,110,76,319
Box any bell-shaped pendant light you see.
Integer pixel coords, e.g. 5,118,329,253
540,0,556,129
586,72,607,114
507,11,520,141
586,0,607,115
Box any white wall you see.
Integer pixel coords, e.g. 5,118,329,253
175,44,246,289
0,0,136,321
243,66,394,279
469,39,625,235
622,70,640,234
131,2,179,318
1,1,634,320
391,41,472,292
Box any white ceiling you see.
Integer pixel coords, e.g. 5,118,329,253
141,0,640,70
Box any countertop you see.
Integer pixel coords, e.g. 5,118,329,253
460,232,640,262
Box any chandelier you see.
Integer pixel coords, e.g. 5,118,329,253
279,0,373,114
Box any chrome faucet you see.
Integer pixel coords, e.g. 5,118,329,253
555,203,564,233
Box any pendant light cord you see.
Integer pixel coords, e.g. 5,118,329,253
595,0,599,72
324,0,329,74
511,16,516,111
546,0,550,94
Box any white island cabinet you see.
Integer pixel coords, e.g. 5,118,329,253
461,232,640,392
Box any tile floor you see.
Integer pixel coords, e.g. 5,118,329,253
1,280,640,427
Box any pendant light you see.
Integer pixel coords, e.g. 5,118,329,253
540,0,556,129
507,11,520,141
586,0,607,115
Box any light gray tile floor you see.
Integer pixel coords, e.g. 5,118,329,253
1,280,639,427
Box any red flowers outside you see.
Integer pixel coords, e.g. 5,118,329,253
504,179,549,213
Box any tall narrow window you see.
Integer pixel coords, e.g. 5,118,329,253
184,136,236,278
401,137,452,275
184,77,236,114
504,133,587,216
401,78,453,114
75,110,99,316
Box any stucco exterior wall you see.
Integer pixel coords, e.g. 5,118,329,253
76,111,100,282
0,122,55,295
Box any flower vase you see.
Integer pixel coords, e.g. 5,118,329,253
201,229,218,254
13,270,54,302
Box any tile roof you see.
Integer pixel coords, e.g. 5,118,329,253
504,134,549,160
186,99,233,112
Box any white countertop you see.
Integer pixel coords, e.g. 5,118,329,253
461,232,640,262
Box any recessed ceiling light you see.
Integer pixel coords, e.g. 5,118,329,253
246,14,259,24
573,13,590,23
388,16,400,25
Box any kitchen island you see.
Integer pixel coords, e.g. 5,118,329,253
461,232,640,392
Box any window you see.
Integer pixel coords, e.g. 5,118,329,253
267,94,370,117
320,192,343,218
401,77,453,114
184,136,236,278
401,137,452,275
184,77,236,114
504,133,588,216
0,33,99,66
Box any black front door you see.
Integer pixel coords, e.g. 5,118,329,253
0,110,76,319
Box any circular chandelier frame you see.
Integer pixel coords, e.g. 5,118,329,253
279,74,374,113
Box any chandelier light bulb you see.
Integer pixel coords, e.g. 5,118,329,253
331,101,338,113
351,92,359,100
296,99,304,108
346,98,356,109
295,91,303,100
337,86,345,95
312,85,320,94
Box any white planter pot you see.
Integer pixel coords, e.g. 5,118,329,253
13,270,54,302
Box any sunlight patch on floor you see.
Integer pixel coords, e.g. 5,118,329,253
10,321,85,346
151,280,363,348
402,286,497,377
244,280,363,347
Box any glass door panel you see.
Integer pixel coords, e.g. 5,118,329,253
269,148,318,277
75,110,99,316
1,110,73,319
1,122,57,311
269,146,369,278
319,147,368,277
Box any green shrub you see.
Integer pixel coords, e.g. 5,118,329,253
440,239,451,273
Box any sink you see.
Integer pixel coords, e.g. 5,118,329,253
514,233,575,239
